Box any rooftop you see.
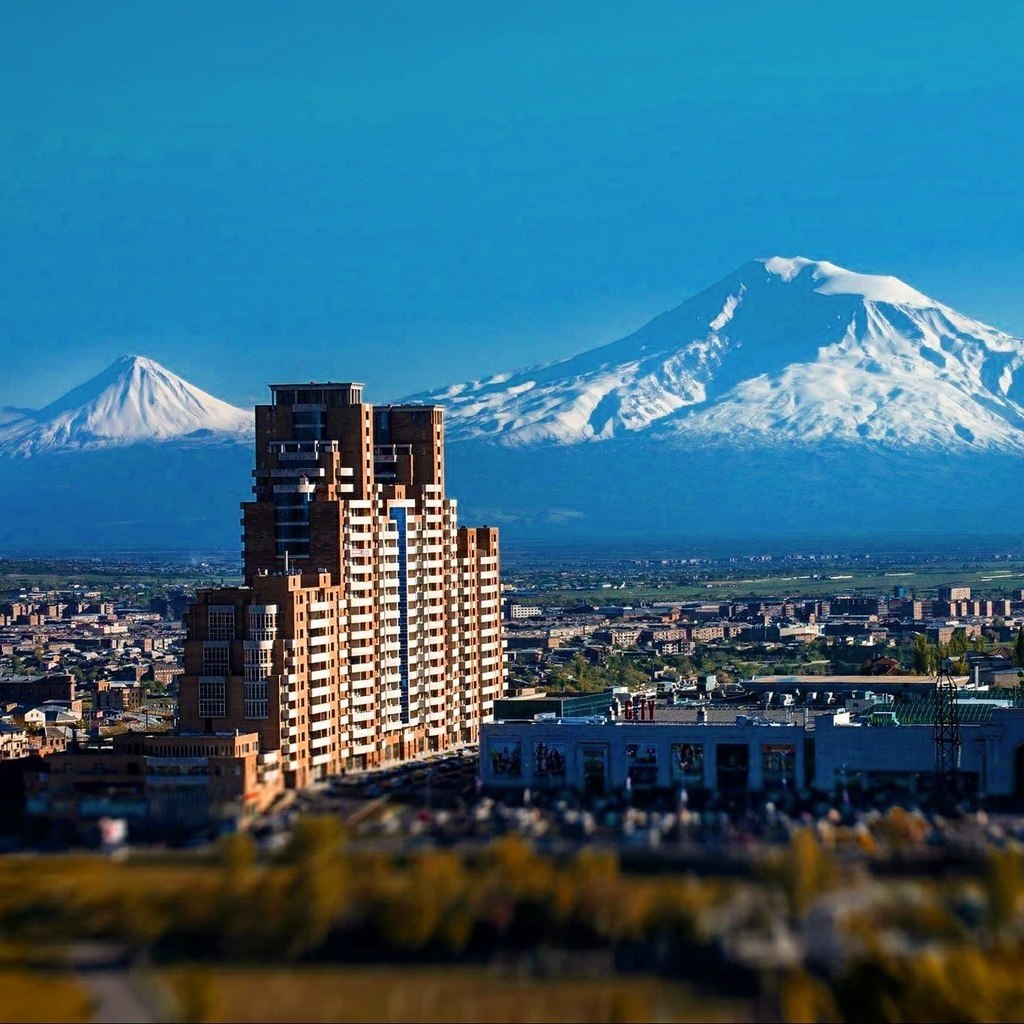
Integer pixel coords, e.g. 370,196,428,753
269,381,364,390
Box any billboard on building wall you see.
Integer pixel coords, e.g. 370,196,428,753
670,742,704,784
488,740,522,777
625,742,658,787
533,740,565,778
761,743,795,782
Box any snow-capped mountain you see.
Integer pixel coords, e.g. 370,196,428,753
0,355,254,456
415,257,1024,453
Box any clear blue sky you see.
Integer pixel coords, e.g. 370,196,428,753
2,0,1022,409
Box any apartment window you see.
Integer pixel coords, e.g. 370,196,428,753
207,606,235,640
202,642,230,676
244,681,268,719
198,677,226,718
248,605,278,639
244,644,273,682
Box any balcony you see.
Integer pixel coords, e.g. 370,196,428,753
273,482,317,495
271,467,326,479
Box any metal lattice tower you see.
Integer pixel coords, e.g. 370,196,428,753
933,657,961,807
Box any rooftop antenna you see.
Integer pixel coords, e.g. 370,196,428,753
933,656,961,810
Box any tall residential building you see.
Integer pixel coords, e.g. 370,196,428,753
179,382,504,787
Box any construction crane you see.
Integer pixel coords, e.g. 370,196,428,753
933,656,961,809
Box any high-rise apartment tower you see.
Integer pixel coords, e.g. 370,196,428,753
179,382,504,787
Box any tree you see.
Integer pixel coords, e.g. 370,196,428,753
279,816,349,958
948,628,969,657
571,652,589,683
913,634,936,675
1015,627,1024,669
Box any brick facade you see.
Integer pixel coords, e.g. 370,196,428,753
179,382,504,787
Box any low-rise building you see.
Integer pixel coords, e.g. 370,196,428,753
23,706,79,728
0,722,29,761
95,679,145,713
0,674,77,706
26,731,282,837
482,684,1024,800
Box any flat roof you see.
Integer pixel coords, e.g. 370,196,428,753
746,674,950,686
490,709,815,729
657,706,826,727
269,381,364,390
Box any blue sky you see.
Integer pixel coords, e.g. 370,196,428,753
1,0,1022,409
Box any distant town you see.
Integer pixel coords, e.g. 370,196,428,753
2,540,1024,846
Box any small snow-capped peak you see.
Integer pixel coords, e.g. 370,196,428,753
0,354,254,457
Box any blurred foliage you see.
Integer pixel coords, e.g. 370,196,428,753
0,837,718,966
156,964,742,1024
760,828,839,918
779,970,839,1024
985,846,1023,938
0,970,94,1023
173,968,221,1024
3,828,1024,1022
835,938,1024,1023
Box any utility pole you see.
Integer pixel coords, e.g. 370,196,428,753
933,657,961,810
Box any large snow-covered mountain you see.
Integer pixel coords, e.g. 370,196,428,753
416,257,1024,453
0,355,253,457
407,256,1024,542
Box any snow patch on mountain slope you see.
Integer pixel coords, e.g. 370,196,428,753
709,287,744,331
0,355,254,457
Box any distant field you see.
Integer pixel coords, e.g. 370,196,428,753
513,562,1024,604
155,965,750,1024
0,564,241,599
